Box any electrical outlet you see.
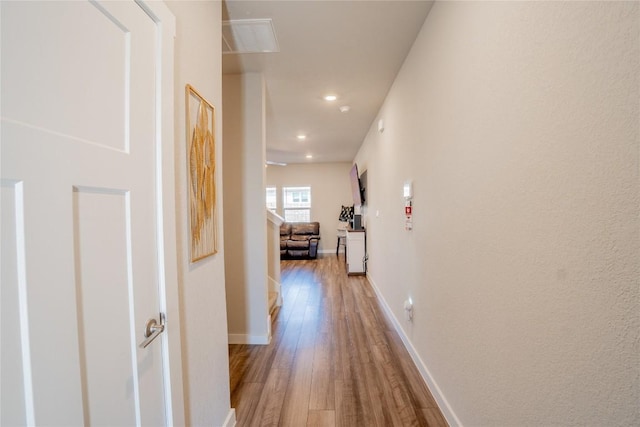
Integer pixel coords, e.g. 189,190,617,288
404,298,413,321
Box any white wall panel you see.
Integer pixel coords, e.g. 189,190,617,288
2,1,127,151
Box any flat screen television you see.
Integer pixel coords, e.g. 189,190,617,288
349,163,365,207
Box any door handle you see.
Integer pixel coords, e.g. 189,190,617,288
139,313,165,349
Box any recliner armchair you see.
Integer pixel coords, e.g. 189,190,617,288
280,222,321,258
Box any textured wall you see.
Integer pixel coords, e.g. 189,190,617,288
165,1,233,425
355,2,639,425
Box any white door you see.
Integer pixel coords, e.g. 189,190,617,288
1,1,180,425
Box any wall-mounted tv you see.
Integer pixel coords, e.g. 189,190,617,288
349,163,365,207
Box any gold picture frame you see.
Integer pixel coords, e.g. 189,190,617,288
186,84,217,262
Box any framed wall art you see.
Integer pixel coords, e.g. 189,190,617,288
185,84,217,262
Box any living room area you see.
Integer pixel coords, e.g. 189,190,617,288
268,162,354,257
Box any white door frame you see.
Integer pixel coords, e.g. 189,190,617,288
135,1,185,425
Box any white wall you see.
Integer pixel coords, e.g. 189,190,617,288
355,2,639,426
266,162,353,253
222,73,270,344
165,1,233,425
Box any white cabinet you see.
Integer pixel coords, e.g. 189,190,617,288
346,228,366,275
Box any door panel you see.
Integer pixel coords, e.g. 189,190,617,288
1,1,173,425
1,182,31,426
2,1,128,150
73,188,137,425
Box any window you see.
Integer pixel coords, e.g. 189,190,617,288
283,186,311,222
266,186,277,212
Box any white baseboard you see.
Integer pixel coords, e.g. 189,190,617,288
227,333,270,345
367,273,463,427
318,249,344,254
222,408,236,427
228,315,272,345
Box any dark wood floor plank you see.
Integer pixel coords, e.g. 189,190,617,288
371,342,427,426
332,304,353,382
309,297,335,410
232,381,263,425
280,300,322,425
279,347,314,426
248,368,290,427
388,333,441,409
345,312,390,427
229,255,448,427
241,323,282,384
334,379,360,427
423,408,449,427
229,344,254,395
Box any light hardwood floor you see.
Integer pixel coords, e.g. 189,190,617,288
229,255,448,427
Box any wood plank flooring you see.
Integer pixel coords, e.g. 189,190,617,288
229,255,448,427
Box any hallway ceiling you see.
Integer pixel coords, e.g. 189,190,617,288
222,0,433,165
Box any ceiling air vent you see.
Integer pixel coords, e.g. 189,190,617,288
222,19,280,54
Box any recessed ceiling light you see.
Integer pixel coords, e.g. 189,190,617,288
339,105,350,113
305,154,313,159
297,134,306,140
324,95,337,102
